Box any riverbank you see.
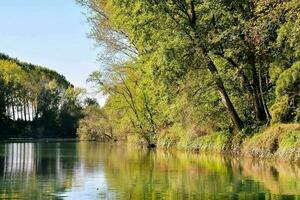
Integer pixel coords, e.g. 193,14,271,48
145,123,300,162
242,124,300,161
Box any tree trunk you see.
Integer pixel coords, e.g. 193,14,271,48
12,102,15,121
34,101,38,119
142,91,156,134
6,105,10,118
208,59,244,131
19,105,21,120
185,2,243,131
5,94,10,118
258,65,271,122
27,100,31,121
248,51,268,122
23,99,27,121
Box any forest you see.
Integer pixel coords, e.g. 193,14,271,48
1,0,299,160
0,53,84,138
76,0,300,159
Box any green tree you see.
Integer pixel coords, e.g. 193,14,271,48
78,0,300,145
77,104,113,141
0,53,84,138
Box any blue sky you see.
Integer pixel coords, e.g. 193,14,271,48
0,0,103,101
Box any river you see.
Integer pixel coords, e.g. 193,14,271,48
0,141,299,199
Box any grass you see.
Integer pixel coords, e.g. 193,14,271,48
242,123,300,161
156,123,300,161
156,125,230,152
187,133,230,152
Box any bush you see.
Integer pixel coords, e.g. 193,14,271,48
270,95,290,123
77,105,113,141
271,62,300,123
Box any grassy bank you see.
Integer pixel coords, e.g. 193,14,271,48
78,123,300,162
155,124,300,162
242,124,300,162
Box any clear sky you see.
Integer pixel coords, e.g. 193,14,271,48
0,0,103,102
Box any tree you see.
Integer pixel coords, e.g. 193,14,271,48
0,53,84,138
87,63,159,145
77,104,113,141
59,87,85,137
78,0,300,144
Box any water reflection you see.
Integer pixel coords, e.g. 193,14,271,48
3,143,35,176
0,142,299,199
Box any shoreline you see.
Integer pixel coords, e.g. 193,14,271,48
2,123,300,162
0,138,79,143
126,123,300,162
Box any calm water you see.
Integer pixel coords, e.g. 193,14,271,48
0,142,299,199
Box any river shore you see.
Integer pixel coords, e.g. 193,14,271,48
157,124,300,162
132,123,300,162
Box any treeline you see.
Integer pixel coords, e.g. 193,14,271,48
77,0,300,147
0,53,84,138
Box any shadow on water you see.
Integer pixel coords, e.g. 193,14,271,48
0,142,299,199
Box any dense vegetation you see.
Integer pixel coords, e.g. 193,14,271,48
0,53,84,138
76,0,300,154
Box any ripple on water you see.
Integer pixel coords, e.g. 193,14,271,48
0,142,299,199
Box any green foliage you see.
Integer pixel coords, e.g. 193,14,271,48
78,0,300,147
275,62,300,97
271,62,300,123
77,105,112,141
270,95,290,123
59,87,85,137
0,53,84,138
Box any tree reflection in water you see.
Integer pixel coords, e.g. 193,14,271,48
0,142,299,199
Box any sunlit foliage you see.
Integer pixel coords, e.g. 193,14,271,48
77,0,300,146
0,53,84,138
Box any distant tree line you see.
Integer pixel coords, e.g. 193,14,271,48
77,0,300,147
0,53,84,138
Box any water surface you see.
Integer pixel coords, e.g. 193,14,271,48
0,141,299,199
